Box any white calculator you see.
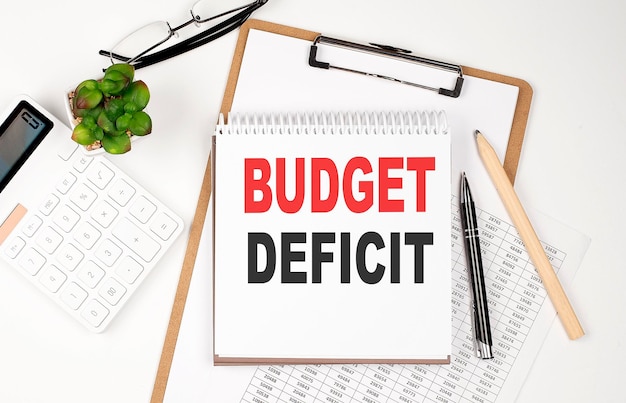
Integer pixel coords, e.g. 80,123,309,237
0,95,184,332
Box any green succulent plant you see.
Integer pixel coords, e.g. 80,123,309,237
70,63,152,154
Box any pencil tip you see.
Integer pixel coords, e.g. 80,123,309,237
474,130,481,137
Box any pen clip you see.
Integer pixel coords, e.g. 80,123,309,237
308,35,464,98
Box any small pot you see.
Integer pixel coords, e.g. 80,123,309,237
65,89,143,155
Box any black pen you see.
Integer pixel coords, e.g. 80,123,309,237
460,172,493,359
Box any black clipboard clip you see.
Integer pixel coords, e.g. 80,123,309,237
309,35,464,98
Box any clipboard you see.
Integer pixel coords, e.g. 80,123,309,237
151,18,532,402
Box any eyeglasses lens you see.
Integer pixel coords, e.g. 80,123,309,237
110,21,173,64
191,0,255,23
190,0,213,22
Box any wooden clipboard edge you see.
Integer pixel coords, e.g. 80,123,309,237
461,66,533,184
151,18,533,402
150,155,212,403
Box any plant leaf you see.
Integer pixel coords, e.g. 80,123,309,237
99,71,127,96
122,80,150,111
101,133,131,154
97,111,118,135
92,126,104,141
116,113,132,131
105,63,134,83
105,98,126,120
74,79,103,110
81,115,97,129
129,111,152,136
71,123,98,145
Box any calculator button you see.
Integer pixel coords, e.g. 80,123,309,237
112,218,160,262
22,215,43,237
36,226,63,254
4,236,26,258
95,239,122,267
39,194,60,216
115,256,144,284
57,140,78,161
90,200,118,228
99,277,126,306
39,265,66,293
87,162,115,190
53,205,80,233
73,221,101,250
77,261,105,289
70,183,98,211
72,155,92,173
61,282,88,310
81,300,109,328
19,248,46,275
56,243,84,271
150,212,179,241
56,172,77,194
129,196,156,224
108,179,136,206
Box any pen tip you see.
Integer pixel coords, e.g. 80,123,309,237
460,172,469,203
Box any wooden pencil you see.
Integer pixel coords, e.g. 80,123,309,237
475,130,584,340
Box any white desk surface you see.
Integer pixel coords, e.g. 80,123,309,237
1,1,624,402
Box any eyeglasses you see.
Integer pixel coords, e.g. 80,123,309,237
99,0,268,70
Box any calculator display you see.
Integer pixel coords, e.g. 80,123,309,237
0,101,53,192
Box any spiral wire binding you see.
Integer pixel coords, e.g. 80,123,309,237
216,111,448,136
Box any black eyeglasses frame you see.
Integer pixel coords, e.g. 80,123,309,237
98,0,268,70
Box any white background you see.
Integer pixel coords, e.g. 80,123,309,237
0,0,624,402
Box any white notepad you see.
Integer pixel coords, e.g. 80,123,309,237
212,111,451,364
208,25,520,366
